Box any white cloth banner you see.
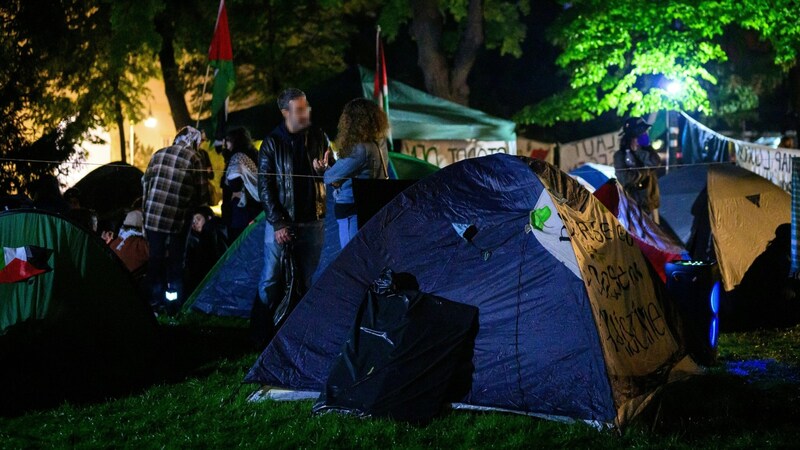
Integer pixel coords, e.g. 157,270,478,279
681,112,799,193
733,141,800,193
558,131,620,173
400,139,517,168
517,138,556,165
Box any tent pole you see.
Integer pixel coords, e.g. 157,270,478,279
791,157,800,275
195,65,212,129
665,109,670,173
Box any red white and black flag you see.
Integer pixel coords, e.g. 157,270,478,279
0,245,52,284
374,26,394,151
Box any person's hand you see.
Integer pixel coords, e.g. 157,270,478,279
101,231,114,244
313,150,332,173
231,191,243,201
274,227,293,245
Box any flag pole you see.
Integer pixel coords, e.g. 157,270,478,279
375,25,381,75
195,65,212,129
375,25,394,152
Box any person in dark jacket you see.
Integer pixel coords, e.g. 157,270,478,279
221,127,261,242
253,88,331,344
323,99,390,248
184,206,228,298
613,117,662,221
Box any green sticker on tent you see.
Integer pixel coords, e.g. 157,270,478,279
530,206,552,231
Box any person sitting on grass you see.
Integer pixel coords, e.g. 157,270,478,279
184,206,228,297
108,210,149,273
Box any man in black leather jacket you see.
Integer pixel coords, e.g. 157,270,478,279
253,88,332,345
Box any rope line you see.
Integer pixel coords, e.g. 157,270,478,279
0,156,738,178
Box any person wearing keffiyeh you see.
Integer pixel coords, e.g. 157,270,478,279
142,126,210,313
220,127,260,242
108,210,149,273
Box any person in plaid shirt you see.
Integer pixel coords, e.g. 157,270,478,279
142,126,210,313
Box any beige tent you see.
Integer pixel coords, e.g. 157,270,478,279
707,164,791,291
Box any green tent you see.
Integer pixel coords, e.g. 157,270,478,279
0,210,159,413
388,152,439,179
357,67,517,142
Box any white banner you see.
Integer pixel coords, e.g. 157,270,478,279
517,138,556,165
401,139,517,168
558,131,620,173
681,112,798,194
733,141,800,194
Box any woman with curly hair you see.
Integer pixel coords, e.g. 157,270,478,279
323,98,390,247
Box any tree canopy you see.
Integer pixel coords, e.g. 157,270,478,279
0,0,160,194
515,0,800,126
0,0,362,193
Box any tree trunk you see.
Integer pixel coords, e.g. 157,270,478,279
409,0,452,101
115,101,127,164
449,0,484,105
155,16,192,130
409,0,483,105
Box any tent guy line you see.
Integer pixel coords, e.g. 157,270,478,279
0,157,740,178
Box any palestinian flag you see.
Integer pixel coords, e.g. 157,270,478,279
0,246,52,284
374,26,394,152
208,0,235,142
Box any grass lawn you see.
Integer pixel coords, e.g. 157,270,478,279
1,315,798,449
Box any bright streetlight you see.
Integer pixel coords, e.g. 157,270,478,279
666,80,683,96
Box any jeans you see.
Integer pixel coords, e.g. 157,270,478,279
146,230,185,309
258,220,324,307
337,215,358,248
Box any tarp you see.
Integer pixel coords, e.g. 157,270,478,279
312,269,478,422
679,114,732,164
245,154,694,427
204,66,516,147
358,67,516,142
